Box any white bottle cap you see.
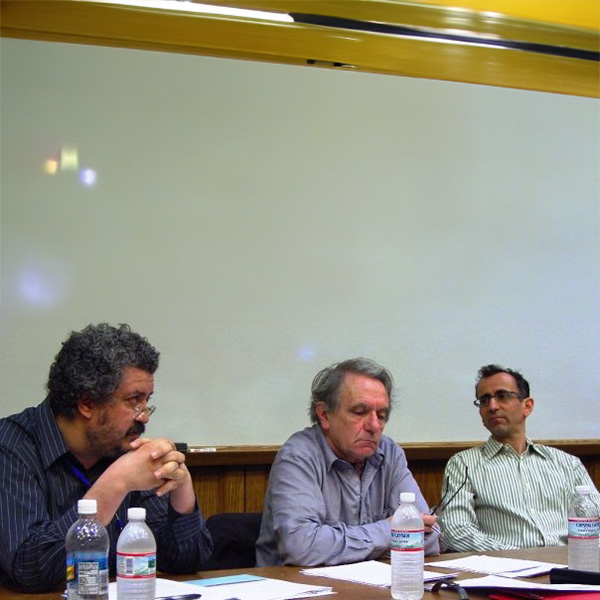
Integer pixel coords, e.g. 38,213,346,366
78,499,97,514
575,485,590,494
400,492,416,503
127,507,146,520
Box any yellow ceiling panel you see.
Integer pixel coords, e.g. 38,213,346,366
1,0,599,97
412,0,600,32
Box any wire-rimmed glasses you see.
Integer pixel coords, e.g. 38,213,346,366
132,403,156,420
430,466,469,515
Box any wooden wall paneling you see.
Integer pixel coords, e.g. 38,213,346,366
192,466,220,517
407,459,447,510
220,466,246,513
244,465,272,513
192,465,246,518
581,455,600,486
187,441,600,516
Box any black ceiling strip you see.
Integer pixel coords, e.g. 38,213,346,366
290,13,600,62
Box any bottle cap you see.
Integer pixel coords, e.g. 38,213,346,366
127,507,147,520
575,485,590,494
400,492,416,503
78,499,97,514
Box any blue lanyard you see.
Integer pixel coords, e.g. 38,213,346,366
69,463,92,487
69,463,124,531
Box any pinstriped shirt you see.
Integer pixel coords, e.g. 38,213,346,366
439,437,600,552
0,399,212,593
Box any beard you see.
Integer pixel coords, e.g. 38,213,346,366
86,411,146,459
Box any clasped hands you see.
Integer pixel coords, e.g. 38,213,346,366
123,437,190,497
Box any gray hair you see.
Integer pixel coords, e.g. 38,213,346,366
47,323,160,418
309,357,394,423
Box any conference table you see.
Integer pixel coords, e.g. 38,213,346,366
0,546,569,600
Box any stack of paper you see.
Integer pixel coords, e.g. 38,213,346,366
426,555,566,578
302,560,456,587
458,574,600,593
109,575,333,600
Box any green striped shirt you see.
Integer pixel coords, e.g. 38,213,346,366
439,438,600,552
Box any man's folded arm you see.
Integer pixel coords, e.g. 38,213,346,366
269,452,390,566
0,450,74,592
439,456,512,552
277,517,390,566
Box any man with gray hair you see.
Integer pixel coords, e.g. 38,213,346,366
256,358,439,566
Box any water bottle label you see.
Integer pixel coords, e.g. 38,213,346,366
117,551,157,578
568,518,600,540
66,553,109,596
391,529,424,551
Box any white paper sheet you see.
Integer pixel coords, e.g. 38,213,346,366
458,574,600,592
302,560,457,587
426,555,567,577
109,576,334,600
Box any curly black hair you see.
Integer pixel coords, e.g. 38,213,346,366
47,323,160,418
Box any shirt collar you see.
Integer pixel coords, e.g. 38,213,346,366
36,397,71,469
483,436,548,459
524,439,551,458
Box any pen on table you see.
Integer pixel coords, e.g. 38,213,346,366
188,447,217,453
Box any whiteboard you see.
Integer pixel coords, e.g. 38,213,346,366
1,38,598,445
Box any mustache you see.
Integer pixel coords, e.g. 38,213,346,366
126,421,145,437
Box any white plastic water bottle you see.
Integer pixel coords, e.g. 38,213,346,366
391,492,424,600
66,499,109,600
568,485,600,571
116,507,157,600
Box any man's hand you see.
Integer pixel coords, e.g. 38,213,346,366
129,437,191,497
423,513,437,534
387,513,437,534
88,437,196,523
128,437,196,514
104,437,181,493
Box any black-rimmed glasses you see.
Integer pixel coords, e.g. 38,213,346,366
473,389,522,408
430,466,469,515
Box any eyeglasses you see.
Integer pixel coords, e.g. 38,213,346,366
428,579,470,600
473,389,522,408
430,466,469,515
131,403,156,419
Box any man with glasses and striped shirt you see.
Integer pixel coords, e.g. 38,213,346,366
439,364,600,552
0,323,212,592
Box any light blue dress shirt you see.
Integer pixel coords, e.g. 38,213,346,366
256,424,439,566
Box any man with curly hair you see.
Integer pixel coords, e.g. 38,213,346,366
0,323,212,592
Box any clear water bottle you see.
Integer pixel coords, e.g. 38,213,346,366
391,492,424,600
116,507,157,600
568,485,600,571
66,499,109,600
